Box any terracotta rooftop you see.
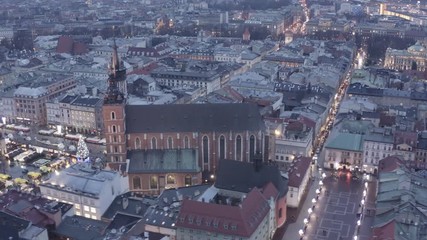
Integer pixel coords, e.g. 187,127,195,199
176,187,270,238
288,157,312,188
378,155,405,174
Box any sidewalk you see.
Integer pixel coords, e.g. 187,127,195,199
281,170,321,240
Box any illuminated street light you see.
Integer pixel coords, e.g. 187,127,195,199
304,218,308,224
363,190,367,197
319,180,323,186
316,189,320,194
312,198,316,204
308,208,313,214
354,236,358,240
322,173,326,178
357,220,361,226
361,199,365,205
365,182,368,188
299,229,304,236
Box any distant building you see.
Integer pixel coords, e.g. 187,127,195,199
324,133,364,171
46,95,103,135
0,211,49,240
0,190,74,229
372,156,427,240
1,73,77,126
362,129,394,174
274,121,313,162
287,157,312,208
53,215,108,240
127,149,202,195
39,163,128,220
384,41,427,72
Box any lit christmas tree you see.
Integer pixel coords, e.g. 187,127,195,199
76,135,89,162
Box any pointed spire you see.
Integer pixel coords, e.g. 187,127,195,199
111,27,120,73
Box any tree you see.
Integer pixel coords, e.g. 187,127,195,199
76,135,89,162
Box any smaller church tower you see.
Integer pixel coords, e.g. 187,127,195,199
243,27,251,42
103,38,127,164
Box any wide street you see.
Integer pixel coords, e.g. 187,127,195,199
303,172,364,240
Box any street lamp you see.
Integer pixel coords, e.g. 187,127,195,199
308,208,312,214
299,229,304,236
361,199,365,205
357,220,361,226
312,198,316,204
322,173,326,178
319,180,323,186
316,189,320,194
303,218,308,224
363,190,367,197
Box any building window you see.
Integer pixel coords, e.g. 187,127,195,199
168,137,173,149
133,176,141,189
150,176,158,189
249,135,255,161
203,136,209,164
219,135,226,160
184,136,190,148
185,175,192,186
135,137,141,149
167,174,175,184
236,135,242,161
112,125,117,133
83,205,90,212
111,111,115,120
151,137,157,149
90,207,96,213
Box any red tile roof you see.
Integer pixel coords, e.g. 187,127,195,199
371,220,395,240
127,62,159,75
56,36,74,54
378,155,405,173
394,131,418,148
288,157,311,188
261,182,279,200
176,188,270,237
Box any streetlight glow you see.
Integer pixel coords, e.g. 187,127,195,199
299,229,304,236
357,220,361,226
308,208,313,214
312,198,316,203
322,173,326,178
363,190,367,197
361,199,365,205
316,189,320,194
319,180,323,186
304,218,308,224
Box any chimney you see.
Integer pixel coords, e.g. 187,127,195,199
122,197,129,210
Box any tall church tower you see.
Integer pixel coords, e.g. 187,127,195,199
103,39,127,163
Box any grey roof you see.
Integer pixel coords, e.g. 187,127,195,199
325,133,364,152
128,149,199,174
59,95,77,104
41,163,120,198
0,211,30,240
214,159,288,197
364,132,394,144
125,103,264,133
71,96,102,107
54,215,107,240
102,192,156,220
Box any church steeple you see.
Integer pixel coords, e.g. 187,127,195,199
104,34,127,104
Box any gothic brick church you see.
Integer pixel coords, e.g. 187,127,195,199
102,42,268,181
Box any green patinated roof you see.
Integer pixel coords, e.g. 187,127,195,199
325,133,364,152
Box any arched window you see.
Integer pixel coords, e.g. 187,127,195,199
184,175,192,186
151,137,157,149
203,136,209,164
150,176,158,189
236,135,242,161
135,137,141,149
133,176,141,189
249,135,255,162
219,135,226,160
168,137,173,149
111,111,116,120
167,174,175,184
184,136,190,148
112,125,117,133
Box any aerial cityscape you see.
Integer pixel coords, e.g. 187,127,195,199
0,0,426,239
